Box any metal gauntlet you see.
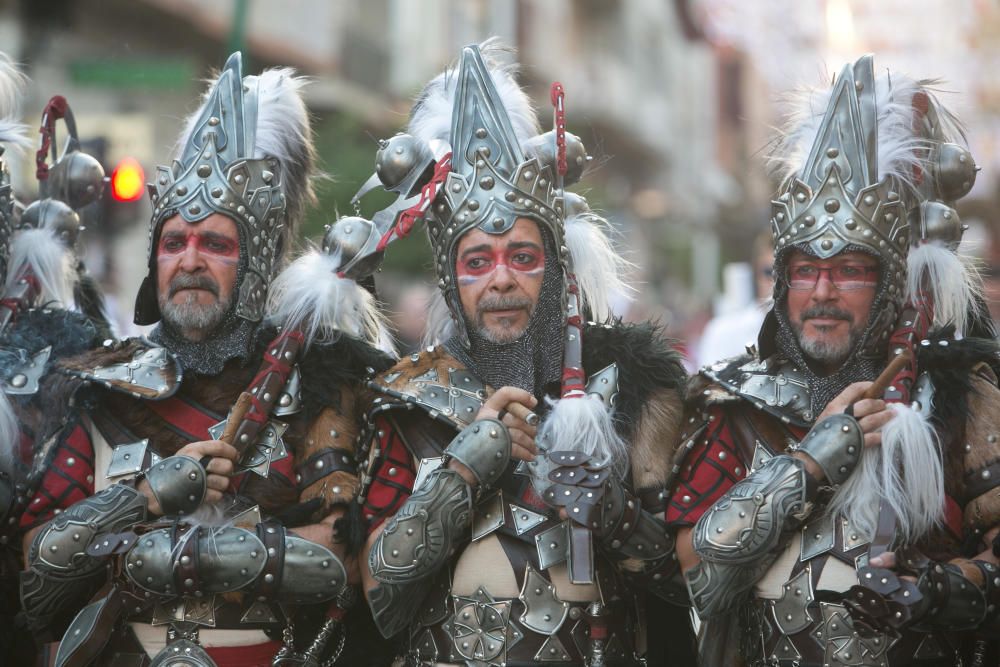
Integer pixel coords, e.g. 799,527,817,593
794,413,864,486
366,418,506,637
123,519,348,604
846,552,1000,635
21,482,149,632
142,455,208,516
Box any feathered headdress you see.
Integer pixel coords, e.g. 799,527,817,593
136,52,317,325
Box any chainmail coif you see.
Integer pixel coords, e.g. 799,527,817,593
444,231,564,397
772,244,890,416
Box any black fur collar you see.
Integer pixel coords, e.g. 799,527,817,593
581,320,687,439
917,326,1000,430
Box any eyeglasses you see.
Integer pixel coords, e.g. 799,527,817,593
785,263,880,291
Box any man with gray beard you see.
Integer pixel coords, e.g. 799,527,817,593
345,43,695,665
668,56,1000,667
19,53,394,665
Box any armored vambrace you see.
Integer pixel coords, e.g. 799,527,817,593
686,414,862,617
21,454,207,633
367,418,510,637
846,550,1000,635
122,519,348,604
21,482,149,633
541,451,686,602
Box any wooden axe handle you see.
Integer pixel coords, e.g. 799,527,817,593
862,351,912,400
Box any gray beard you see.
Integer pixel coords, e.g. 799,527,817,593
160,294,230,335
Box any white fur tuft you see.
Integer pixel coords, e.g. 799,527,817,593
266,249,395,354
827,403,943,545
421,289,456,348
408,37,539,149
906,242,982,334
0,390,19,477
564,211,632,321
0,54,29,151
6,228,75,308
531,395,628,493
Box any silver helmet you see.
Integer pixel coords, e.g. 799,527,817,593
135,52,316,325
766,54,979,350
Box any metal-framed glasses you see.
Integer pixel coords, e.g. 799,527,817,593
785,263,880,291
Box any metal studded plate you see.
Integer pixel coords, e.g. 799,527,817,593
749,440,774,474
149,638,216,667
444,586,511,664
509,503,549,535
800,515,836,561
518,565,569,635
3,345,50,395
413,456,445,492
272,365,301,417
534,522,570,570
207,419,289,478
90,346,177,397
472,492,505,541
106,439,150,479
241,600,279,624
771,565,815,635
841,516,870,552
534,634,572,662
584,363,619,408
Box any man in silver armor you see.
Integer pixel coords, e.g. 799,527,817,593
668,55,1000,666
19,53,393,666
335,42,694,666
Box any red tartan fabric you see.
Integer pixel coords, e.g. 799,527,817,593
20,422,95,530
666,406,744,527
362,415,416,534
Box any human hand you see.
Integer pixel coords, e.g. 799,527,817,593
818,381,895,448
448,387,538,487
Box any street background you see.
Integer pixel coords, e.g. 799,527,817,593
3,0,998,363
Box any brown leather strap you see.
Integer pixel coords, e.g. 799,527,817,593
384,410,457,460
295,447,355,489
254,520,285,600
174,526,201,596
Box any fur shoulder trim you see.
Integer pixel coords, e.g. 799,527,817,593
582,321,688,490
916,326,1000,430
291,329,396,423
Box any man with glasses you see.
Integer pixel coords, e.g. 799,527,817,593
668,56,1000,666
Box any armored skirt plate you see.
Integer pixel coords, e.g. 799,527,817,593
518,565,570,636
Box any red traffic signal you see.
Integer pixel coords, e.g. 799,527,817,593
110,157,144,202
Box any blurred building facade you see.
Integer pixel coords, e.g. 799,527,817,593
2,0,993,341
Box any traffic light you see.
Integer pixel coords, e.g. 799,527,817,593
109,156,144,202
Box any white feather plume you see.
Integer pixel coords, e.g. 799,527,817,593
827,403,943,545
266,248,395,355
421,289,455,348
6,228,75,308
565,210,632,322
0,53,29,151
0,390,19,477
408,37,539,149
768,69,963,198
906,242,982,334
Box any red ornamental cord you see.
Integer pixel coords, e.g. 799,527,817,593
375,152,453,253
36,95,70,181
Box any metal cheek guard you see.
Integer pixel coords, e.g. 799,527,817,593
795,413,864,486
143,455,207,516
443,418,511,493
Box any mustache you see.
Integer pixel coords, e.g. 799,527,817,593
477,295,532,313
169,273,220,298
801,304,852,322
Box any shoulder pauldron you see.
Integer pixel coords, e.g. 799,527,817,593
61,342,182,400
368,348,489,430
